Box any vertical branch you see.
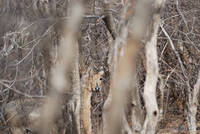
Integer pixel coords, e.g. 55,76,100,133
142,15,160,134
158,76,165,120
103,1,140,134
39,1,84,134
160,23,198,134
103,0,117,40
104,37,138,134
188,71,200,134
71,43,81,134
103,2,136,134
131,80,145,133
103,1,127,133
132,0,165,134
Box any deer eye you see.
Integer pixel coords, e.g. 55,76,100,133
99,78,103,81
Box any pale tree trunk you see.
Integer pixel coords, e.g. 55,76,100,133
103,7,138,134
130,0,165,134
103,25,130,134
103,0,166,134
103,36,139,134
71,48,81,134
131,80,144,133
103,1,135,134
141,19,160,133
187,71,200,134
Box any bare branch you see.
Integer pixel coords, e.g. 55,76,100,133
160,22,198,134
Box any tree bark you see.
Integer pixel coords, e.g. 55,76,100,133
131,0,165,134
187,71,200,134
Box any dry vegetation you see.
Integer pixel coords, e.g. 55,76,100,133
0,0,200,134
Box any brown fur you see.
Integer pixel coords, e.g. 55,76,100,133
80,68,104,134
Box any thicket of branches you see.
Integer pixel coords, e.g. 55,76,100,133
0,0,199,134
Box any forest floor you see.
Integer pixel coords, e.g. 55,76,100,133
157,107,200,134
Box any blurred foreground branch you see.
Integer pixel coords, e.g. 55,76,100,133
39,1,84,134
